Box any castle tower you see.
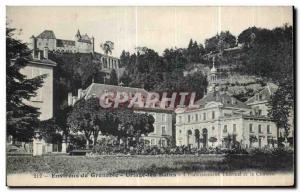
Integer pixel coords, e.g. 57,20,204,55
75,29,81,41
207,57,218,93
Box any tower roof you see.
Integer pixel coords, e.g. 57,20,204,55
75,29,81,38
37,30,56,39
211,57,217,73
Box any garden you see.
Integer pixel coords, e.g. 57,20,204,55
7,147,294,176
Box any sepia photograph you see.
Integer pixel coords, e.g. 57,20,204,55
5,6,295,187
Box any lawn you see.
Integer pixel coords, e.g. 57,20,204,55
6,153,294,176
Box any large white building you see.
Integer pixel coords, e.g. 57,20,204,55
9,47,61,154
246,83,294,145
175,61,278,149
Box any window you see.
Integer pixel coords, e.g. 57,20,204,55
195,114,198,122
259,94,263,100
188,115,191,122
151,139,155,145
258,110,262,116
258,125,262,133
223,125,227,133
178,116,182,123
267,125,271,133
212,111,215,119
249,124,253,133
161,126,166,135
179,129,182,134
233,124,236,133
203,113,206,120
212,126,215,131
162,114,166,122
161,140,166,147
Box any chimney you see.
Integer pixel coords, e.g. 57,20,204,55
68,92,73,106
78,88,83,99
43,47,49,59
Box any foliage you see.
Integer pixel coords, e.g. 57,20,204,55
119,47,207,101
205,31,236,53
100,41,114,55
237,24,293,79
185,39,205,63
108,69,118,85
67,98,155,149
6,27,46,141
268,76,294,139
67,98,107,149
237,26,259,47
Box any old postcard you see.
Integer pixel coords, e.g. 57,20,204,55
6,6,295,187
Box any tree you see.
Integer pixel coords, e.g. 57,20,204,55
67,98,107,149
205,31,236,53
238,27,259,47
6,27,46,141
120,50,130,68
100,41,114,55
67,98,155,149
109,69,118,85
237,25,293,79
218,31,236,51
268,76,294,141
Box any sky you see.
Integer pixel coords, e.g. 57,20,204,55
7,6,293,57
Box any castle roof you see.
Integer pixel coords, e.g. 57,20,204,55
56,39,75,47
37,30,56,39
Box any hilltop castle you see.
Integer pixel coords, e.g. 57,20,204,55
30,30,95,53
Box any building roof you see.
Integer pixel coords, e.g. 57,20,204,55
11,55,57,67
246,83,278,104
83,83,148,100
36,30,56,39
56,39,75,47
195,91,250,109
75,30,92,43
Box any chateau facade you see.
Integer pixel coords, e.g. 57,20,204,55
31,30,121,78
30,30,95,53
175,61,278,149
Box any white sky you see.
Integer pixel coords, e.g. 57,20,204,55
7,6,293,57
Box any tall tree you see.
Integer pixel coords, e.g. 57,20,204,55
109,69,118,85
67,98,107,149
67,98,155,149
268,76,294,141
6,27,46,141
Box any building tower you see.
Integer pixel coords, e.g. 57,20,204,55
75,29,81,40
207,57,218,93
